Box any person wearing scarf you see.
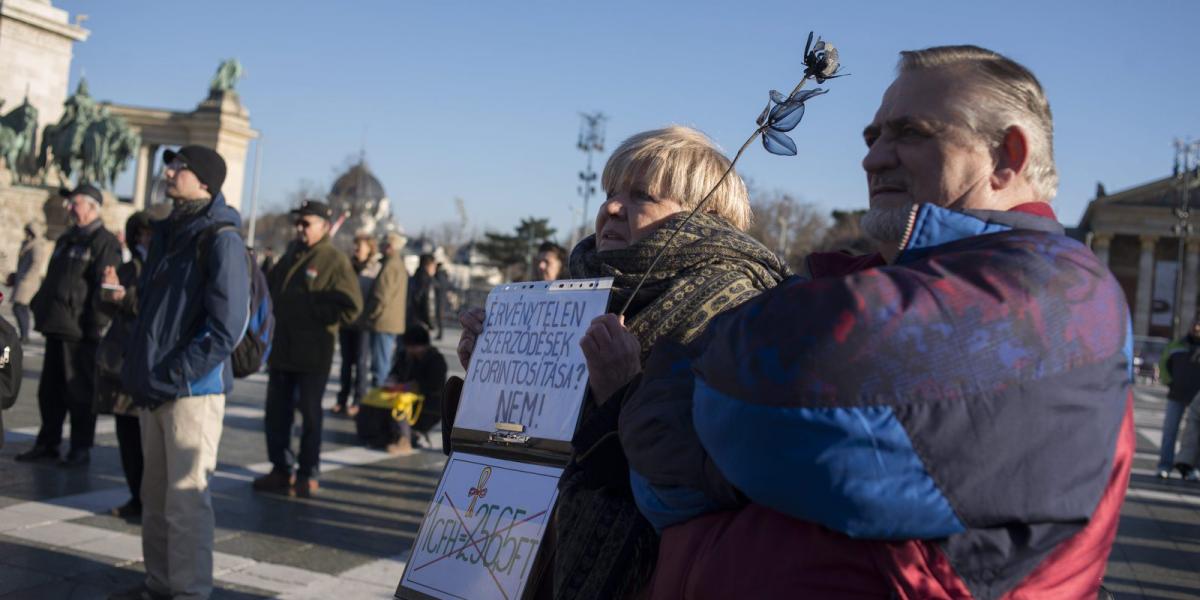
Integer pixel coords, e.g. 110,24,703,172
456,125,789,599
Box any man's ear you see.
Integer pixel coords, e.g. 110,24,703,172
991,125,1029,191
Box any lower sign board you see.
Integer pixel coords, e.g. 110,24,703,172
397,452,563,600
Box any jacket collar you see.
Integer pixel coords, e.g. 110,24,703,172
895,202,1062,264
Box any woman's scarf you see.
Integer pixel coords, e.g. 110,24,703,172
553,211,789,600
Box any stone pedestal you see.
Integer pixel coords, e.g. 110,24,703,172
0,0,88,140
0,184,134,276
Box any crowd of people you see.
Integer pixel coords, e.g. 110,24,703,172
0,42,1146,600
1,145,456,599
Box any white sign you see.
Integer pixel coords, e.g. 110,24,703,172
398,452,563,600
455,278,612,442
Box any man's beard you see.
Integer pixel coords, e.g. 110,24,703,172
860,203,915,246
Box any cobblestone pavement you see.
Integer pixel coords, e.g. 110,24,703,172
0,325,1196,599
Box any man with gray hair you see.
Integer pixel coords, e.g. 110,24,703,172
16,184,121,467
620,46,1132,598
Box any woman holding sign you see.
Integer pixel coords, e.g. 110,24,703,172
457,126,789,599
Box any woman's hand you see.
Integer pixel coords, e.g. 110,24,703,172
579,314,642,404
457,307,486,369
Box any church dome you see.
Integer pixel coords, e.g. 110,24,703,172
330,162,385,202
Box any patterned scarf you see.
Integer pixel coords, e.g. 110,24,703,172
553,211,789,599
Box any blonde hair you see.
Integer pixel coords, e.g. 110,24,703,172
602,125,751,231
898,45,1058,201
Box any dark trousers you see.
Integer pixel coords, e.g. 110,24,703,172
337,328,369,406
115,414,143,503
12,304,29,341
35,338,98,451
265,369,329,478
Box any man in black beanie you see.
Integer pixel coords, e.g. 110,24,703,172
112,144,250,600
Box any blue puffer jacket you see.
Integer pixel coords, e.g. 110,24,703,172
122,194,250,407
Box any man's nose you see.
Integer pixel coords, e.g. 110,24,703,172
862,138,896,174
603,197,625,218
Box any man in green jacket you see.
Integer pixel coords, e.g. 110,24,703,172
254,200,362,497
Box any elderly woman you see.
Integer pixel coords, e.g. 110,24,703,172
457,125,789,599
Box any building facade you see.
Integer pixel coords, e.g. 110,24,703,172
1078,173,1200,339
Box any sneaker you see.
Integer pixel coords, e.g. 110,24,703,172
110,499,142,519
252,470,294,495
14,445,59,463
57,448,90,468
107,584,170,600
1185,468,1200,482
413,431,432,449
386,437,416,456
1158,468,1172,480
293,478,318,498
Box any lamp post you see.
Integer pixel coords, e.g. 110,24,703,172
576,112,607,243
1171,138,1200,338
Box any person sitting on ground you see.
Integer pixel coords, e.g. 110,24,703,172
359,326,447,455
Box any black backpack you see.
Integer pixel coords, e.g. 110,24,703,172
197,224,275,378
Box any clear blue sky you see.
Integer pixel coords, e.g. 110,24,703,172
55,0,1199,240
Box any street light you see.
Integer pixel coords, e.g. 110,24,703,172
575,112,607,243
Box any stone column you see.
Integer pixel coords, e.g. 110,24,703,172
1134,235,1158,336
1182,239,1200,332
1091,232,1113,268
130,143,152,209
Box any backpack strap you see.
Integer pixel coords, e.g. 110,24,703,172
195,223,241,274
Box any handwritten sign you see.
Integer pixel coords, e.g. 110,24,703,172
397,452,563,600
454,279,612,442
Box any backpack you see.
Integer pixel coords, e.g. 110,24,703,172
197,223,274,378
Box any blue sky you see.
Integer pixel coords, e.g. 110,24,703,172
55,0,1198,239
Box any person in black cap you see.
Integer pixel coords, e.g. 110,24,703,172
112,144,250,600
16,183,121,467
255,199,361,498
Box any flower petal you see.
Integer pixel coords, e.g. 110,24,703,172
769,89,787,105
762,129,798,156
804,31,814,57
756,99,772,126
769,101,806,132
789,88,829,103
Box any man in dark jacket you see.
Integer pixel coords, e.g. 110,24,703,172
112,145,250,600
254,200,362,498
16,184,121,467
1155,321,1200,480
409,253,437,333
620,46,1132,599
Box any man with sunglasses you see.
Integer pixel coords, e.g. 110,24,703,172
254,199,361,498
113,145,250,600
16,184,120,468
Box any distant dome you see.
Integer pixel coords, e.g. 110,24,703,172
330,162,385,202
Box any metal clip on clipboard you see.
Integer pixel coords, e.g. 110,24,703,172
488,422,532,446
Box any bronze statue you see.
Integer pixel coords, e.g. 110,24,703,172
209,59,243,94
0,98,39,183
37,78,139,188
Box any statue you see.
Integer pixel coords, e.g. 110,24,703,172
37,78,139,188
0,97,39,183
209,59,244,94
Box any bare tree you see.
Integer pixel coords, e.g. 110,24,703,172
748,190,829,272
819,209,874,256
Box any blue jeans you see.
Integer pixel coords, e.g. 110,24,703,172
370,333,397,387
1159,398,1189,470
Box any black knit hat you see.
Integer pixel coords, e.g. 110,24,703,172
163,145,227,196
59,183,104,205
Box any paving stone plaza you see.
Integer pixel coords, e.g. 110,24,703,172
0,322,1192,599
